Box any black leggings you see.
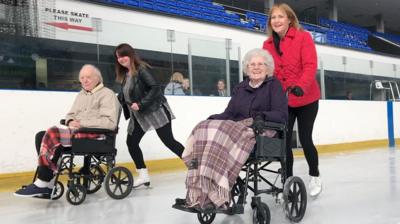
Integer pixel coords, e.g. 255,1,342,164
126,109,184,169
286,100,319,177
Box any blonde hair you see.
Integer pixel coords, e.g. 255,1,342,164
170,72,184,83
266,3,302,37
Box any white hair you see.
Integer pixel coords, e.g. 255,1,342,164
79,64,103,83
242,48,275,77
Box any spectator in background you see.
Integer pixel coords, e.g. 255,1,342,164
182,78,190,95
164,72,185,95
346,90,353,100
211,79,228,96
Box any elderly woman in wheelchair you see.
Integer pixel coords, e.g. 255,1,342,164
14,64,133,205
173,49,307,224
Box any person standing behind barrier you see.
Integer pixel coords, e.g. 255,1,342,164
182,78,190,95
164,72,185,95
114,43,185,188
262,3,322,197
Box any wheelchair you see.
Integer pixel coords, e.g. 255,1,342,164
173,121,307,224
27,122,134,205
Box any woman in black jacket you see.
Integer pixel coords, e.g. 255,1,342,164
114,43,184,188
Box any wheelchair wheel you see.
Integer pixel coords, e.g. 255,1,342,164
51,181,64,200
197,212,216,224
252,202,271,224
104,166,133,199
283,176,307,222
66,184,86,205
83,164,104,194
231,177,246,205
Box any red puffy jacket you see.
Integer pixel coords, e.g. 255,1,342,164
263,27,320,107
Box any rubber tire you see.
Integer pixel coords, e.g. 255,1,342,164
104,166,133,199
283,176,307,222
66,184,86,205
197,212,216,224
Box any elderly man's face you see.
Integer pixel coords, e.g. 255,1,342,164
79,67,99,91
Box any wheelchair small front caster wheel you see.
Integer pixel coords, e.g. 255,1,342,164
66,184,86,205
252,202,270,224
104,166,133,199
50,181,64,200
197,212,216,224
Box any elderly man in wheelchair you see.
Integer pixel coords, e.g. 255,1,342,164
14,64,133,205
173,49,307,224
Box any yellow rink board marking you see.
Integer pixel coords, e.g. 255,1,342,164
1,138,398,193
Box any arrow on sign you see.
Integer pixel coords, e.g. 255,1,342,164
45,22,93,32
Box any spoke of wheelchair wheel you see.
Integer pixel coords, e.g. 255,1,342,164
117,170,121,179
295,201,300,215
112,185,118,194
290,201,295,216
117,184,123,194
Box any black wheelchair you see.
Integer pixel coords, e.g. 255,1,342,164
173,121,307,224
27,122,134,205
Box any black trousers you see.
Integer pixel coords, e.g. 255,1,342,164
126,109,184,169
286,100,319,177
35,131,91,182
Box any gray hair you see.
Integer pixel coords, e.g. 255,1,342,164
79,64,103,83
242,48,275,77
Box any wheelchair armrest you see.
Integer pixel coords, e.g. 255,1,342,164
76,128,115,134
60,119,115,134
262,121,286,131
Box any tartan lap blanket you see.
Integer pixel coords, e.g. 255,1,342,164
183,118,256,208
38,125,104,172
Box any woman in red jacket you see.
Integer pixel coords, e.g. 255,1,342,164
262,3,322,197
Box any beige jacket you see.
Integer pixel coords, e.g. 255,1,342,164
65,83,120,130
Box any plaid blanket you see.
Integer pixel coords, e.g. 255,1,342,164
183,118,256,208
38,126,103,172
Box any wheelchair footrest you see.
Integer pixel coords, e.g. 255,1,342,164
172,202,198,213
230,204,244,214
33,194,51,200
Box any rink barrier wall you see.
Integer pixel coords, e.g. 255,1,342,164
1,90,400,175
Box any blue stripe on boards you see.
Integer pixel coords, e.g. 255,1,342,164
387,101,395,147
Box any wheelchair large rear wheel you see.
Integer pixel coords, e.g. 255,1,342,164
66,184,86,205
252,202,270,224
104,166,133,199
283,176,307,222
51,181,64,200
197,212,216,224
231,177,246,205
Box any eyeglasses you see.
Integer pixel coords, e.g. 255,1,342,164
248,62,267,68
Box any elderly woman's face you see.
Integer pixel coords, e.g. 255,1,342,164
79,68,99,91
247,56,268,83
